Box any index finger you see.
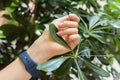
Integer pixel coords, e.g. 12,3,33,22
58,14,80,22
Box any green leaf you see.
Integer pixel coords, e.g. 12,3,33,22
91,30,105,34
5,7,15,13
49,23,71,50
109,2,120,11
79,68,87,80
37,56,69,72
7,19,19,26
53,14,64,18
12,12,30,26
92,20,108,29
11,2,18,7
110,20,120,28
89,16,100,30
81,71,88,80
74,59,87,80
53,13,67,18
0,24,25,41
55,58,73,77
90,33,106,44
94,26,113,30
0,31,5,38
83,58,110,77
81,47,91,58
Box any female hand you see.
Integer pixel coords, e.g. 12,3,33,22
0,14,80,80
27,14,80,64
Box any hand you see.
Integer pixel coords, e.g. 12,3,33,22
27,14,80,64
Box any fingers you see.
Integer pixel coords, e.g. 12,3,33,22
57,20,79,36
57,28,78,36
57,14,80,22
56,14,79,40
67,34,80,49
68,14,80,22
52,13,80,49
52,13,80,29
58,21,78,30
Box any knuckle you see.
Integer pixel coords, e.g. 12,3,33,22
73,28,78,31
69,14,80,22
74,22,78,27
62,21,68,26
75,29,79,33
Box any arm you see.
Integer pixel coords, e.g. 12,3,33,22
0,14,80,80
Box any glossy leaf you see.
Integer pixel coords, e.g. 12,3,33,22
74,59,87,80
83,58,110,77
92,20,108,29
110,20,120,28
49,23,71,50
89,16,100,30
81,71,88,80
90,33,106,44
91,30,105,34
53,13,67,18
55,58,73,76
79,68,88,80
37,56,69,72
81,47,91,58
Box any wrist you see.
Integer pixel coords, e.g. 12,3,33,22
19,51,41,78
27,39,53,64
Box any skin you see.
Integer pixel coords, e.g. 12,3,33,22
0,11,10,26
0,14,80,80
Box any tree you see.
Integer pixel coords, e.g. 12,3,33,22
0,0,120,80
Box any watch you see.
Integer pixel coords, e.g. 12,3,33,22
19,51,41,78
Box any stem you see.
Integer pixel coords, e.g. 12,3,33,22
71,50,75,54
74,59,83,80
81,55,110,57
28,0,38,46
75,38,86,56
75,44,80,55
79,16,88,31
30,0,38,23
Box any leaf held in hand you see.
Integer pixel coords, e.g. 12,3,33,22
49,23,71,50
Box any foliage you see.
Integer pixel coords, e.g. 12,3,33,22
0,0,120,80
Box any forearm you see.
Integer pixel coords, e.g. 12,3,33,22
0,42,53,80
0,39,53,80
0,58,31,80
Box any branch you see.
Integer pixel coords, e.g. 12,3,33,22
28,0,38,46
